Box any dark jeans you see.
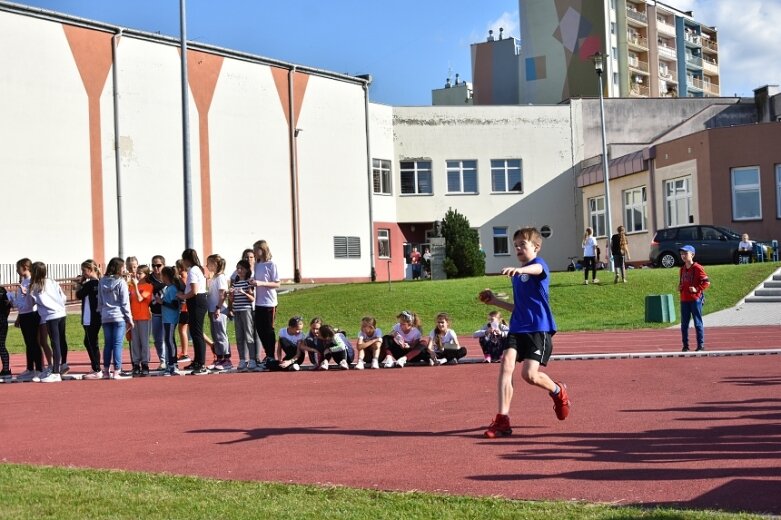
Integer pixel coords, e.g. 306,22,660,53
279,337,305,364
82,321,102,372
45,317,66,373
19,312,43,371
681,297,705,349
582,256,597,280
381,335,423,361
254,306,276,359
164,323,178,367
187,294,208,366
479,337,505,359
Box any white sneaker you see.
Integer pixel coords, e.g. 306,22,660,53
437,358,448,365
320,360,329,371
429,358,435,366
83,370,102,380
355,360,365,370
291,363,300,371
39,372,62,383
113,370,131,380
157,362,167,371
396,356,407,368
338,359,349,370
382,355,395,369
33,368,52,382
370,359,380,370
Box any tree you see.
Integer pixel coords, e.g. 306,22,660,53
440,208,485,278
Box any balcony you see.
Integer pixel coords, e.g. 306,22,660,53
687,76,703,91
628,58,649,73
658,45,677,60
703,59,718,74
627,33,649,51
684,33,701,46
703,82,720,96
626,7,648,25
656,19,676,36
629,84,650,97
685,54,703,69
659,68,678,83
701,38,718,53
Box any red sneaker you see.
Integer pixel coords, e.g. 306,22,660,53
551,382,570,420
484,414,512,438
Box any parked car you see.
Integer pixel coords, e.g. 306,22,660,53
650,225,743,268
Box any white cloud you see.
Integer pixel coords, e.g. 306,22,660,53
486,11,519,40
669,0,781,96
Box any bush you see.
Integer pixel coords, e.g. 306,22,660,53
440,208,485,278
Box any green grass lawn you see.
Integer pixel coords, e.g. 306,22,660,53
3,263,778,355
0,464,766,520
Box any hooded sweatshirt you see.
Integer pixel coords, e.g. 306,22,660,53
98,276,132,323
32,279,67,322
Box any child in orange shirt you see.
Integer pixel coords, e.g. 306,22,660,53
129,265,154,376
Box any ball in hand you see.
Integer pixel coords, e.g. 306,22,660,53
479,289,493,303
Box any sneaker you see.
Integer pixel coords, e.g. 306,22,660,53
291,363,300,372
338,359,349,370
183,363,196,371
551,382,571,420
696,345,705,352
370,359,380,370
260,356,274,367
0,369,12,378
113,369,131,380
428,358,435,366
248,360,259,372
483,356,491,363
319,360,329,371
17,369,36,382
39,372,62,383
141,364,150,377
583,280,588,285
437,358,448,365
59,363,70,375
33,368,52,382
382,355,395,369
622,279,627,283
157,362,167,371
446,358,458,365
102,369,111,380
220,359,233,370
237,361,248,372
165,366,179,377
131,365,141,377
396,356,407,368
83,370,102,380
681,346,690,352
355,360,365,370
484,414,512,438
593,278,600,284
177,355,190,363
207,361,220,370
191,366,209,376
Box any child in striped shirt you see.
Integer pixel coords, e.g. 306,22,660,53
230,260,256,372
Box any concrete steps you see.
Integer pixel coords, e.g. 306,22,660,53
744,269,781,303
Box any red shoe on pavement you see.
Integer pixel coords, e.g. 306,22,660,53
484,414,512,438
551,382,570,420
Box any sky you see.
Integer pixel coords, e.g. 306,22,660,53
13,0,781,105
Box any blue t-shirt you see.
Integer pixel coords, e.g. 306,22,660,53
509,257,556,334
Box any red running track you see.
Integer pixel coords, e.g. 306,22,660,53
1,327,780,515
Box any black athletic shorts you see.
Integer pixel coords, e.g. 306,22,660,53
178,311,189,325
506,332,553,366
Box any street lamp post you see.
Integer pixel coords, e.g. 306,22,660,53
180,0,194,249
592,52,614,271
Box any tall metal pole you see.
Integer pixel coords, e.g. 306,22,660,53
594,53,614,271
180,0,194,249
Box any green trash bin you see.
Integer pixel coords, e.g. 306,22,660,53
645,294,676,323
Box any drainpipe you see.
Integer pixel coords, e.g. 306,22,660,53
647,146,658,233
112,28,124,259
357,74,376,282
288,66,302,283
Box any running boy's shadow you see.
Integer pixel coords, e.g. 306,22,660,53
187,426,489,445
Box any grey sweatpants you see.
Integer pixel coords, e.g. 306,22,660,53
233,309,255,362
210,312,231,357
130,319,151,365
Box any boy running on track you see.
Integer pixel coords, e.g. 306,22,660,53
479,227,570,438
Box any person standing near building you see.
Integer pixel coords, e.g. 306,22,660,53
678,245,710,352
410,247,422,280
581,227,599,285
252,240,280,366
75,259,102,380
609,226,630,283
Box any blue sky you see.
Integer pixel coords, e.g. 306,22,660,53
15,0,781,105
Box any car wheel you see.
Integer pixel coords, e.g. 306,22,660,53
659,252,677,268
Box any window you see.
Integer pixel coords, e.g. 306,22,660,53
776,165,781,218
446,160,478,194
731,167,761,220
664,177,691,227
372,159,391,195
400,161,432,195
334,236,361,259
377,229,390,258
623,186,647,232
588,196,606,237
493,227,509,255
490,159,522,192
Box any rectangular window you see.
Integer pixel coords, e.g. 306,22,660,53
490,159,522,193
333,236,361,259
372,159,391,195
446,160,478,194
664,177,691,227
377,229,390,258
400,160,432,195
731,166,761,220
623,186,647,232
492,227,509,255
588,196,606,237
776,165,781,218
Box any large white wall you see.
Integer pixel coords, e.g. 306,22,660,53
392,105,578,271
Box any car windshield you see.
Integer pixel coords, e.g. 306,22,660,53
715,226,741,239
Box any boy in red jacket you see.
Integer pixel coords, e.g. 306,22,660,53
678,245,710,352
